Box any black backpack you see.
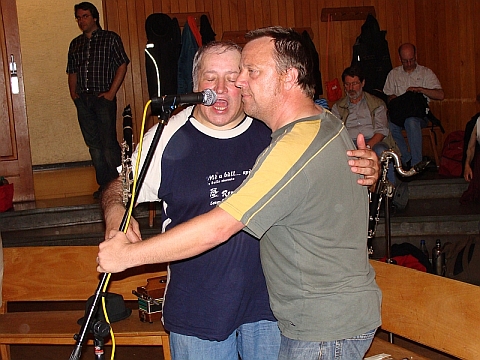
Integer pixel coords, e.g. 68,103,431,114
387,91,428,127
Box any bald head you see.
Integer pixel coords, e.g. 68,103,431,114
398,43,416,57
398,43,417,72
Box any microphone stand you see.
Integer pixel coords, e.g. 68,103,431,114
69,105,174,360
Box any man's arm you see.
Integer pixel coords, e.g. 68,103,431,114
366,133,385,148
368,105,388,148
97,132,380,273
387,94,397,103
101,176,142,243
100,62,128,101
68,73,79,100
407,86,445,101
464,123,478,182
383,71,396,103
97,206,244,273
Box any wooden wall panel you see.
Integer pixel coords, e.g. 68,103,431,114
103,0,480,147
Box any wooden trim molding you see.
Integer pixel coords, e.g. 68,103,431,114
320,6,376,22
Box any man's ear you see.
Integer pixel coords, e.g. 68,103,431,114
283,67,299,91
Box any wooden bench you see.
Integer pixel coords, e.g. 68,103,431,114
366,259,480,359
0,246,170,359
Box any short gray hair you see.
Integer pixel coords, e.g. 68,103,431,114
192,41,242,91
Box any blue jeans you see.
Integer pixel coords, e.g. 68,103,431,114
389,116,428,166
74,94,121,187
278,328,376,360
170,320,280,360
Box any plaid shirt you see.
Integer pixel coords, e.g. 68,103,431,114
67,29,130,93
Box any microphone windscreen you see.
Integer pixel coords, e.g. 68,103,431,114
202,89,217,106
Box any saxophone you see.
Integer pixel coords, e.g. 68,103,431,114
120,105,134,206
368,150,430,242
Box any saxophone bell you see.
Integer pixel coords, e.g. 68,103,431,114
380,150,431,178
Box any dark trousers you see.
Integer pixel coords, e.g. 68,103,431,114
74,94,121,187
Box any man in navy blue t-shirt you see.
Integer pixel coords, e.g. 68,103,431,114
103,42,280,360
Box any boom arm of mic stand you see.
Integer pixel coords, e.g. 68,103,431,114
69,107,173,360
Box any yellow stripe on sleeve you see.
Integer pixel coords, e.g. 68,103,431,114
220,119,321,221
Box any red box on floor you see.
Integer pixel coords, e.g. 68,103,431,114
0,183,14,212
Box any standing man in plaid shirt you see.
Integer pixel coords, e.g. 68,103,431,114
67,2,130,199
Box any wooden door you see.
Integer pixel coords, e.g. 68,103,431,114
0,0,34,203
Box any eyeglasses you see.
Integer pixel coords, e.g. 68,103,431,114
75,14,91,22
401,58,416,65
344,81,361,87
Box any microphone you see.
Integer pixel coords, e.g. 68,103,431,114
151,89,217,115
